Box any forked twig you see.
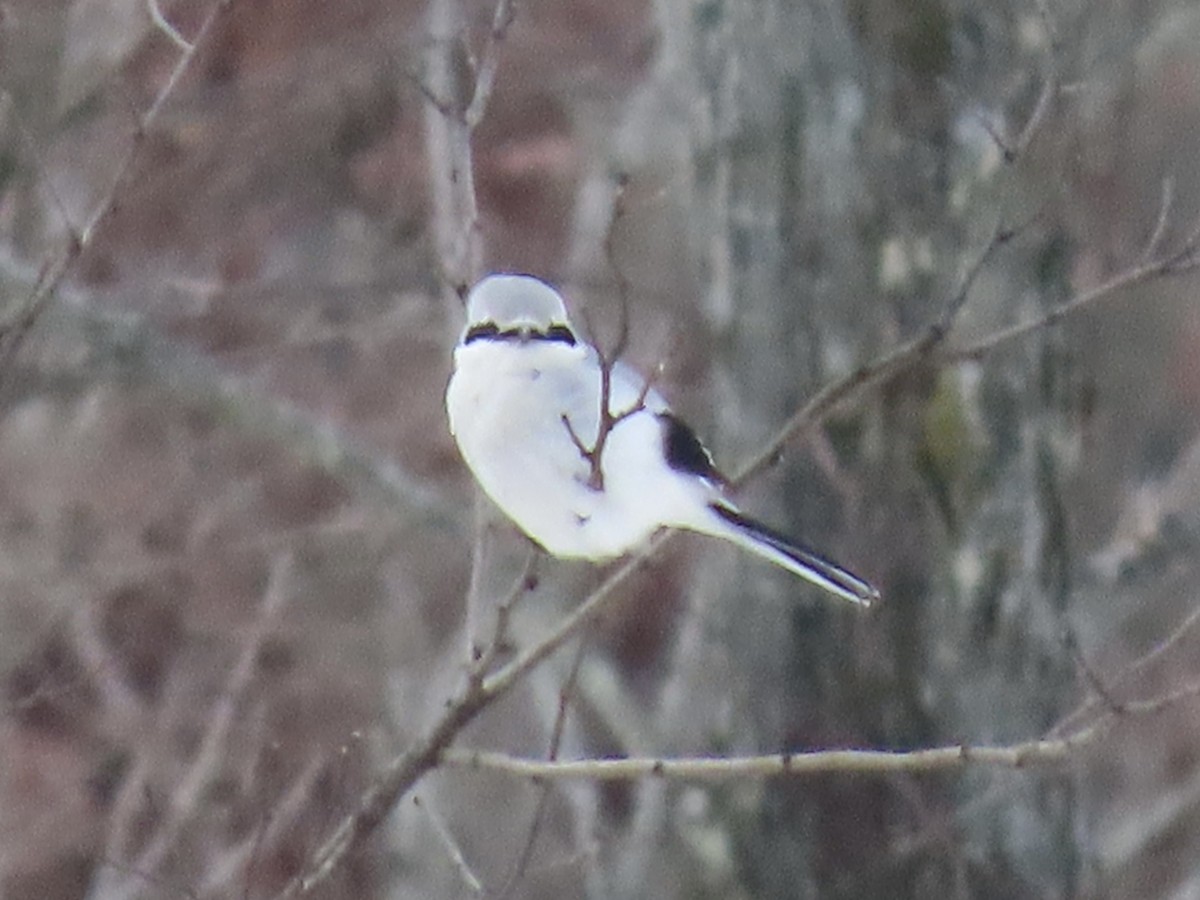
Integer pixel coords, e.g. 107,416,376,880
949,216,1200,362
733,218,1016,486
1049,600,1200,739
560,174,661,491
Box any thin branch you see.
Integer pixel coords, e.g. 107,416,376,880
941,67,1056,166
445,671,1200,783
108,554,293,900
561,366,657,492
441,732,1096,782
1049,600,1200,739
604,172,633,362
464,493,492,666
497,638,589,898
1062,627,1125,717
560,175,658,492
1011,70,1056,161
413,794,483,893
147,0,194,51
737,199,1200,485
464,0,517,129
470,545,539,682
0,93,83,250
421,0,483,299
1141,176,1175,262
198,756,328,895
481,534,668,701
732,221,1014,486
949,223,1200,362
1122,675,1200,715
421,0,519,300
0,0,235,380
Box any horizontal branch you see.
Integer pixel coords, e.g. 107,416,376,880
443,732,1095,783
949,237,1200,362
446,672,1200,783
732,221,1011,486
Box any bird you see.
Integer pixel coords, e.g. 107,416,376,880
445,273,879,607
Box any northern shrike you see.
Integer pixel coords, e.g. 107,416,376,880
445,273,879,606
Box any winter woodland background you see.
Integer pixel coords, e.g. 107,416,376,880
2,0,1200,897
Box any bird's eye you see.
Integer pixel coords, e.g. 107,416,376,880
544,324,577,346
464,322,500,344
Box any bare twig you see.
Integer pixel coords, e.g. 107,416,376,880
0,93,83,250
941,67,1056,166
470,545,539,682
421,0,519,300
147,0,194,51
497,638,589,898
464,0,517,129
1049,600,1200,739
560,175,661,491
441,730,1099,782
464,493,492,666
1063,627,1125,717
1011,71,1056,161
604,171,633,359
731,220,1013,486
738,65,1056,482
0,0,235,381
444,669,1200,783
273,536,663,899
1141,176,1175,262
413,794,483,893
101,554,293,900
198,756,328,896
949,222,1200,362
560,367,657,492
736,197,1200,485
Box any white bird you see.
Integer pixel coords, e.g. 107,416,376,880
445,273,879,606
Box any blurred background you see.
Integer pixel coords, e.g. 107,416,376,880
1,0,1199,897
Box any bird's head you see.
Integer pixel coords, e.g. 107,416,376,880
461,274,578,346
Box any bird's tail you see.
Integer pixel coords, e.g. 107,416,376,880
706,503,879,607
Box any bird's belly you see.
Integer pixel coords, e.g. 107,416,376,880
448,363,656,559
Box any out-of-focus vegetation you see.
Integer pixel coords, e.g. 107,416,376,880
1,1,1199,897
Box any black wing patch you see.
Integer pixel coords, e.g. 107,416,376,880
659,413,727,484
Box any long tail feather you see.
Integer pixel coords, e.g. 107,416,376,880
707,503,879,606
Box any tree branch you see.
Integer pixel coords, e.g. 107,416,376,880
443,671,1200,783
0,0,236,382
